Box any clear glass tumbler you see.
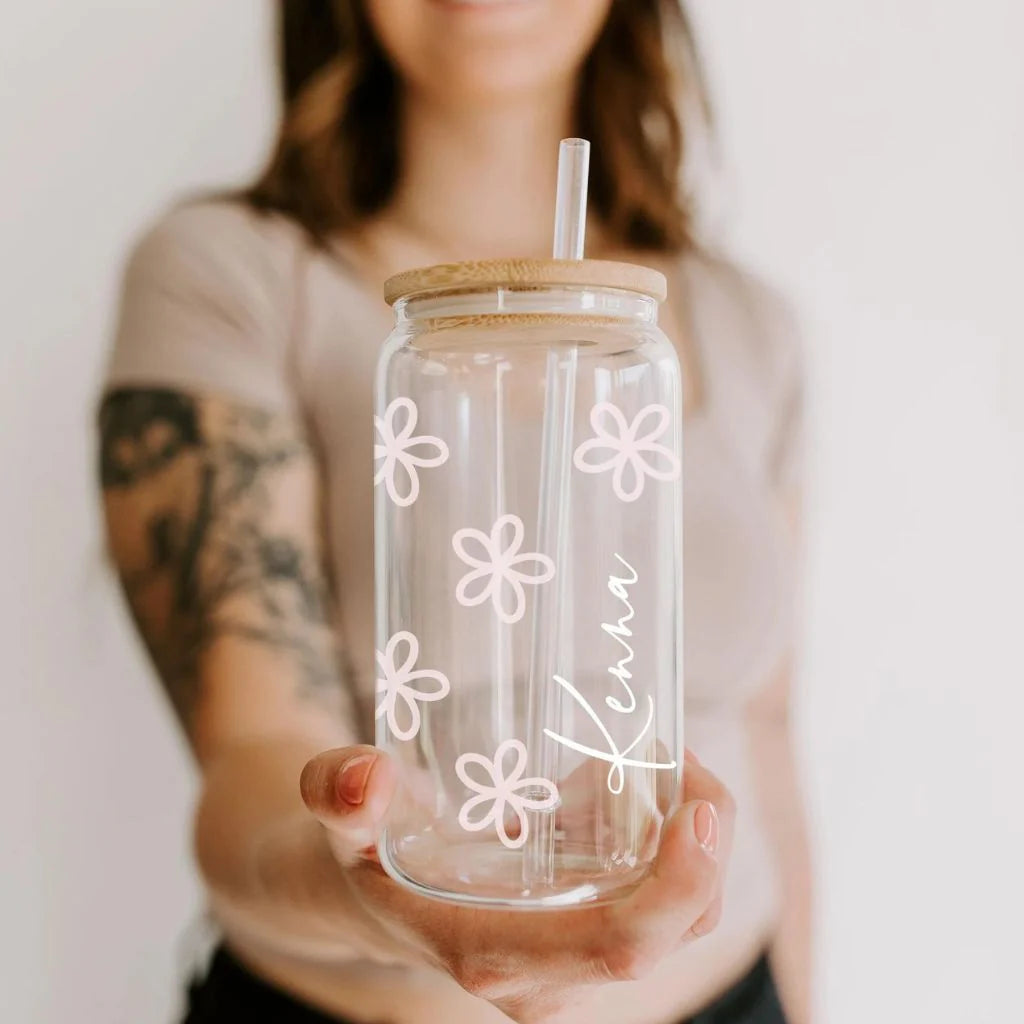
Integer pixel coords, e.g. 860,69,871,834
374,259,683,907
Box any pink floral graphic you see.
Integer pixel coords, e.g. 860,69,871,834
375,631,450,741
573,402,681,503
452,514,555,625
374,397,449,507
455,739,560,850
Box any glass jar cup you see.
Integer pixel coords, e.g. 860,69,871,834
374,259,684,908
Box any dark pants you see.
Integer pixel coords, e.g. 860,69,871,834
184,946,787,1024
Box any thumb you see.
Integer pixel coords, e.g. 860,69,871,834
300,744,399,863
605,798,722,975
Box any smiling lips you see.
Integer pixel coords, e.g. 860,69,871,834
433,0,534,8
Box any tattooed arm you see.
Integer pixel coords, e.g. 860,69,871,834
99,387,356,754
99,387,405,961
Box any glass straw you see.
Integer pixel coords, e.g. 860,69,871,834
552,138,591,261
524,139,590,889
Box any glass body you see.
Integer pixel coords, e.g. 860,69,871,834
374,280,683,908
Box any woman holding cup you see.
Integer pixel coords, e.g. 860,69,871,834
99,2,810,1021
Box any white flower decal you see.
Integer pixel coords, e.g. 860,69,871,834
455,739,560,849
375,630,451,741
453,514,555,625
374,397,449,507
573,402,681,503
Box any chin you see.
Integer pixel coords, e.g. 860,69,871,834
367,0,612,102
413,47,580,104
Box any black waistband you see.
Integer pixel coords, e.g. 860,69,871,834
689,954,785,1024
184,947,349,1024
184,945,784,1024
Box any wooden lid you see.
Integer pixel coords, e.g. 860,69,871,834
383,257,667,306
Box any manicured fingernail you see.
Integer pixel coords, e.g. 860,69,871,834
693,801,719,854
337,754,376,806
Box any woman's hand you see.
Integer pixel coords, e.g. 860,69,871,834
300,745,734,1024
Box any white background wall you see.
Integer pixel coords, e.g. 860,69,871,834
1,2,1021,1022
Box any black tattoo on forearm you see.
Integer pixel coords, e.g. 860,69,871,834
99,388,344,730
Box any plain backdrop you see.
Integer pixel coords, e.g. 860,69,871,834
1,2,1021,1022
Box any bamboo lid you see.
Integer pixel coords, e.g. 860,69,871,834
383,257,667,306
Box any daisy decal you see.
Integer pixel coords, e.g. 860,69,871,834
375,630,451,741
455,739,560,850
452,514,555,625
374,397,449,507
573,402,681,503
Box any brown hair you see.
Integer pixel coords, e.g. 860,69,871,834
246,0,711,253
